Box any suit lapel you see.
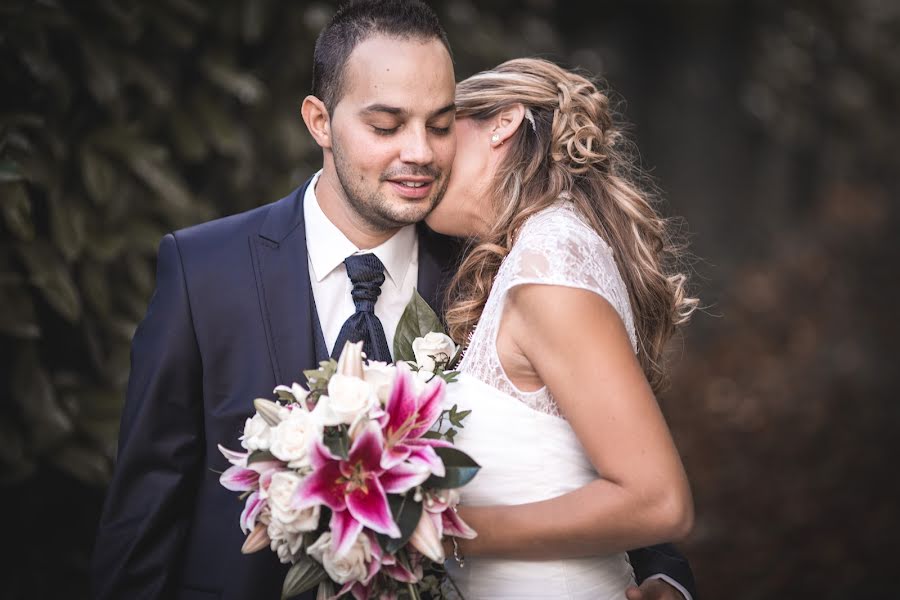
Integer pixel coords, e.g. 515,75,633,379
250,178,319,385
416,222,459,317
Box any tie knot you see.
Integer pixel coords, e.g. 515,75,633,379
344,253,386,313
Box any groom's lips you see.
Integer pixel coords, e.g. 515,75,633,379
387,176,435,200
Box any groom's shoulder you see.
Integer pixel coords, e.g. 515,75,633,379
169,186,304,257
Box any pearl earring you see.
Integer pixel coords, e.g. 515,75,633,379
491,133,500,144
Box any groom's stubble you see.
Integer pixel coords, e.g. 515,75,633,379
331,138,450,232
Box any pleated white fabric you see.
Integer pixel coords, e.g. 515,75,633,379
443,373,635,599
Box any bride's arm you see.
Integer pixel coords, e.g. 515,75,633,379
455,283,693,560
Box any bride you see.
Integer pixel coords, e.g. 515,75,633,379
425,58,698,599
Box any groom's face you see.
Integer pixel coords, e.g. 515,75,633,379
328,35,456,230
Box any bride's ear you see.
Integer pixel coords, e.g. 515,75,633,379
489,103,526,147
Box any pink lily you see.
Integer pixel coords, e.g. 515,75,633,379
239,491,266,534
379,363,450,476
293,422,430,555
422,488,477,544
217,443,283,492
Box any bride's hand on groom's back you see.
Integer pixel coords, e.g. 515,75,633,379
626,579,686,600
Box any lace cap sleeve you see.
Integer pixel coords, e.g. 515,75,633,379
504,205,638,351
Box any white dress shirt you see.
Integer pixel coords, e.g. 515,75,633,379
304,170,419,358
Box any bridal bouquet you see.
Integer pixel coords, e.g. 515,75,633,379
218,291,478,599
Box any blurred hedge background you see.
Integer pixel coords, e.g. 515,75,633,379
1,0,897,598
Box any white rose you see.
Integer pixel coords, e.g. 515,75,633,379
307,531,373,584
269,408,323,468
267,471,320,534
363,361,397,404
240,413,271,451
267,517,306,564
317,374,377,426
412,332,457,373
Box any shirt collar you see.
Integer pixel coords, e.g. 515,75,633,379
304,170,417,287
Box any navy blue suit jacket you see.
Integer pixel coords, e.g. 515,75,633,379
92,178,695,599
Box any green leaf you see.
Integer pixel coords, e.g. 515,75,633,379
393,289,444,362
128,156,193,212
1,182,35,240
0,159,24,183
80,260,111,314
168,110,209,162
448,407,472,428
49,195,86,262
202,57,266,105
323,428,350,460
17,241,82,322
191,92,245,156
80,42,121,105
248,450,276,464
13,348,74,453
85,232,127,262
424,447,480,489
49,441,111,486
281,556,327,599
125,253,154,295
0,419,36,485
80,149,118,206
377,493,423,554
123,222,166,256
0,285,40,338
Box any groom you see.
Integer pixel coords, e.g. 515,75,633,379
92,1,696,599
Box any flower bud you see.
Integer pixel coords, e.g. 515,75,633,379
254,398,284,427
241,522,270,554
336,340,365,378
409,511,444,563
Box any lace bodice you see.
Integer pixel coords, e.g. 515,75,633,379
458,203,638,418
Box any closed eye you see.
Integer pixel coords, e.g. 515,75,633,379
372,126,399,135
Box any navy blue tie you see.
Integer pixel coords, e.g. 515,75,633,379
332,253,392,363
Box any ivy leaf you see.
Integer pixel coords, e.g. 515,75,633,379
393,289,444,362
448,408,472,428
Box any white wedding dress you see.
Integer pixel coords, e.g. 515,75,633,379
442,204,637,599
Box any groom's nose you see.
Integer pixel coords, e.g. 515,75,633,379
399,125,434,166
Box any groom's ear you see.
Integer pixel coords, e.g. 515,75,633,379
490,103,527,146
301,95,333,150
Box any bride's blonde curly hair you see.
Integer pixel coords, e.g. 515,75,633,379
445,58,698,392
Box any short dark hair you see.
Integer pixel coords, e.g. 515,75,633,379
312,0,451,112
